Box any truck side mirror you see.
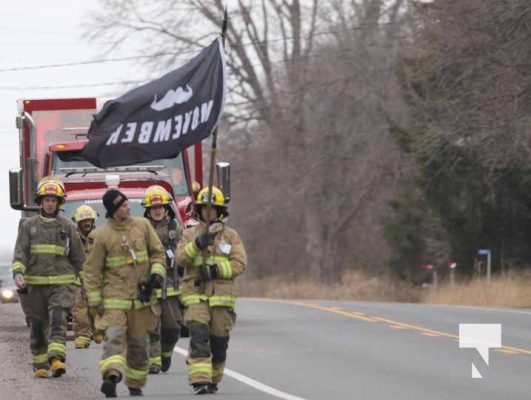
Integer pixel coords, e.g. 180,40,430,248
216,162,231,203
9,168,39,212
9,168,24,210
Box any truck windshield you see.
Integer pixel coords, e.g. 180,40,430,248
61,198,145,227
53,151,188,196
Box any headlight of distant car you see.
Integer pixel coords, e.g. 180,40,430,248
1,288,15,300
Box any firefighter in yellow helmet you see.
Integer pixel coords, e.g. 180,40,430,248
176,186,247,394
142,185,184,374
72,205,103,348
11,176,85,378
83,188,167,397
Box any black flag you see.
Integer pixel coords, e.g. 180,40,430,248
82,37,227,168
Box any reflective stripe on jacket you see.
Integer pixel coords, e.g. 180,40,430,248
176,221,247,308
12,214,85,282
83,216,166,308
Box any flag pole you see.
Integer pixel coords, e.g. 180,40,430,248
205,4,228,230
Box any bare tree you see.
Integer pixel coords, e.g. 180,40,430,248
86,0,413,282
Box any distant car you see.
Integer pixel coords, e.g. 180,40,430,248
0,286,19,303
0,266,19,304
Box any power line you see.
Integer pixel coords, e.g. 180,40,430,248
0,38,393,92
0,19,410,73
0,53,183,73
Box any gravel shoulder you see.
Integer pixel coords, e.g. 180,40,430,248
0,302,101,400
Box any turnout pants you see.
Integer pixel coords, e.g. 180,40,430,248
96,305,158,389
25,284,75,370
149,296,183,367
184,302,236,385
72,286,93,340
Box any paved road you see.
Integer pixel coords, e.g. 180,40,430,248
0,299,531,400
7,298,531,399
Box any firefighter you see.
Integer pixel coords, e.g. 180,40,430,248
84,188,167,398
176,186,247,395
12,176,85,378
141,185,184,374
72,205,103,348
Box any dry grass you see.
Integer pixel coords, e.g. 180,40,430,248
237,270,422,303
422,274,531,308
237,271,531,308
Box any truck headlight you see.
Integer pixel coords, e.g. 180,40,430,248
1,289,14,299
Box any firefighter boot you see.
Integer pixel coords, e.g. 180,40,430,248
74,336,91,349
50,358,66,377
34,368,49,378
161,356,171,372
149,365,160,374
128,387,143,396
101,374,119,398
92,334,104,344
192,383,211,395
208,383,218,393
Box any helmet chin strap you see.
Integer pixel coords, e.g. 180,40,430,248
40,206,59,218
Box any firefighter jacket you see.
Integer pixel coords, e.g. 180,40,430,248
83,216,167,310
150,216,182,299
12,214,85,285
76,229,91,282
176,221,247,308
78,230,90,254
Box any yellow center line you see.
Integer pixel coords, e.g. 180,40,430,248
246,298,531,355
390,325,408,329
496,349,519,354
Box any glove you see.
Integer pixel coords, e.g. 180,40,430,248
148,273,164,289
195,232,216,250
137,283,152,303
89,304,105,317
198,264,220,281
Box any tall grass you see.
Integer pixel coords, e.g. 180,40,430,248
238,270,422,302
422,274,531,307
238,271,531,308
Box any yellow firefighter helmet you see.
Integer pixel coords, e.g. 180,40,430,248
74,205,98,222
142,185,173,208
196,186,225,207
34,176,66,204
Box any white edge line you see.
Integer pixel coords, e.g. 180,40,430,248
174,346,308,400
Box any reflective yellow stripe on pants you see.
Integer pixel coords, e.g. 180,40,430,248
99,355,125,375
188,362,212,382
125,364,148,383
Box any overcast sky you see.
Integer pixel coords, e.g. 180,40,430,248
0,1,147,259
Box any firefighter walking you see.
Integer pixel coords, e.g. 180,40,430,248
12,176,85,378
83,188,167,397
142,185,184,374
72,204,103,348
176,186,247,395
